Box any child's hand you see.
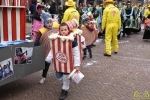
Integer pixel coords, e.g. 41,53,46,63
74,66,80,71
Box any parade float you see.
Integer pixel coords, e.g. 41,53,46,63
0,0,45,86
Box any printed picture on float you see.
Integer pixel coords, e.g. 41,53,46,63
0,58,14,81
14,47,33,64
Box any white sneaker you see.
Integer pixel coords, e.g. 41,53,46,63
39,77,46,84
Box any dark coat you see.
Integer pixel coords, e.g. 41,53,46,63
29,0,37,14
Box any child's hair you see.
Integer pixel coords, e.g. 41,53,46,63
37,5,42,9
16,48,23,54
59,23,73,35
60,23,69,28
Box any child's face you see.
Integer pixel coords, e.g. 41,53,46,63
87,20,93,25
60,26,69,36
87,19,90,23
45,21,53,28
37,8,42,13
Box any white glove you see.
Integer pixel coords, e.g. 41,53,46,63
45,50,53,63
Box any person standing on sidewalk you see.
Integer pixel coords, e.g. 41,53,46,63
61,0,80,23
101,0,121,57
29,0,37,23
44,2,50,12
49,0,57,18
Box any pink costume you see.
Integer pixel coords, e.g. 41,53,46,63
32,3,44,41
32,20,43,41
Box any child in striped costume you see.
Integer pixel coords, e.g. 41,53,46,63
34,13,54,84
82,18,95,59
45,23,80,100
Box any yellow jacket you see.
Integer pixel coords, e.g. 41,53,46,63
61,7,80,23
144,9,150,18
39,27,48,35
101,4,121,30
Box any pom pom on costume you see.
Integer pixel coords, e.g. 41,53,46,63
65,19,79,30
87,12,94,20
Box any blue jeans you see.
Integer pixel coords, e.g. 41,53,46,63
56,72,69,79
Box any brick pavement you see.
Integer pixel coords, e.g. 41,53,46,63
0,29,150,100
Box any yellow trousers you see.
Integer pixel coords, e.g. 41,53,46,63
105,23,119,55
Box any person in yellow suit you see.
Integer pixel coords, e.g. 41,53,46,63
144,5,150,20
101,0,121,57
61,0,80,23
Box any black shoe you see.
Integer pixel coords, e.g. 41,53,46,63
59,89,68,100
82,55,86,60
122,34,125,37
91,44,96,47
89,53,92,58
103,53,111,57
114,52,117,54
117,36,120,40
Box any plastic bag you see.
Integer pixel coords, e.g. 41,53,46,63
68,69,84,84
